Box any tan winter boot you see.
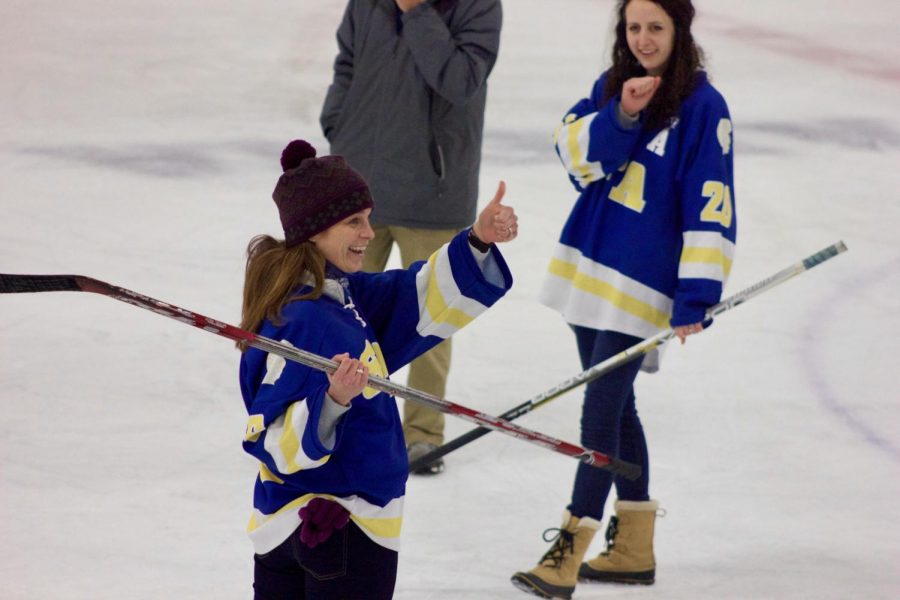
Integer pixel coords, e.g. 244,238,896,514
578,499,659,585
511,511,602,599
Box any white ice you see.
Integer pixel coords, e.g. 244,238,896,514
1,1,898,598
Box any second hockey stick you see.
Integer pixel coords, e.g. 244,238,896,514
409,240,848,473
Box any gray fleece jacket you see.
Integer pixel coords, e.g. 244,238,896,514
320,0,502,229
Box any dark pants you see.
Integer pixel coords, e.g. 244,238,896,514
568,326,651,521
253,521,398,600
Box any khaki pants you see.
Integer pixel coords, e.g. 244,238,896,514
363,224,459,446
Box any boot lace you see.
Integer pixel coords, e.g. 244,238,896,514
539,527,575,568
600,515,619,556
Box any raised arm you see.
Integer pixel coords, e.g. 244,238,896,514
554,75,644,191
398,0,502,105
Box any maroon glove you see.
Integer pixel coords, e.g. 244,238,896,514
298,498,351,549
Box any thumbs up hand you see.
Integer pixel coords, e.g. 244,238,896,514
472,181,518,245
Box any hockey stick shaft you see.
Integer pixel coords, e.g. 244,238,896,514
408,240,848,472
0,273,640,479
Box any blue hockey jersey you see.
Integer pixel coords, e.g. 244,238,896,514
239,230,511,554
540,72,736,339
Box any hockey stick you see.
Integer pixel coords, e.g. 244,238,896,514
0,273,641,480
409,240,848,473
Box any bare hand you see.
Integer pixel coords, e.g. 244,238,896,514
674,322,704,345
395,0,425,12
326,353,369,406
472,181,518,245
621,76,661,117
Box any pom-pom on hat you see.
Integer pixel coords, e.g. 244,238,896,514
272,140,374,247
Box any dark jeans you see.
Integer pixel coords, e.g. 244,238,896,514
568,326,650,521
254,520,398,600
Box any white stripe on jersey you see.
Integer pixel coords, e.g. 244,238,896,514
539,243,673,339
680,230,735,282
415,246,492,339
555,112,606,187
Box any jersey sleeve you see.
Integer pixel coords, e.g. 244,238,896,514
553,75,642,191
349,229,512,372
240,312,343,476
672,91,737,326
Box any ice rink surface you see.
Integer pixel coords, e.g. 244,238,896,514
1,1,898,598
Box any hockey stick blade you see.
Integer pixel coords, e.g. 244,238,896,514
0,272,640,478
0,273,82,294
409,240,848,473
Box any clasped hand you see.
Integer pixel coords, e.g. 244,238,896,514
621,76,661,117
674,322,704,344
326,353,369,406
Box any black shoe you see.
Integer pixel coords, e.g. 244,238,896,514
407,442,445,475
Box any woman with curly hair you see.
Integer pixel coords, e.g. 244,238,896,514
512,1,736,597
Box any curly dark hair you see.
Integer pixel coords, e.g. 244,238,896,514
602,0,705,131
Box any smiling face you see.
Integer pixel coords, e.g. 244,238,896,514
309,208,375,273
625,0,676,76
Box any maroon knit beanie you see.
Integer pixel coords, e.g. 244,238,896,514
272,140,374,247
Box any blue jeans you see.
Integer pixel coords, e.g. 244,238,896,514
568,326,650,520
253,520,398,600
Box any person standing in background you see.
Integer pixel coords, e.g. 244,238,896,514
511,1,736,598
320,0,503,475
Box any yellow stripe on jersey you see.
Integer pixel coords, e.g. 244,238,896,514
548,258,670,330
278,403,302,472
247,493,318,540
566,117,592,182
681,247,733,276
415,247,491,339
555,112,606,187
424,254,474,329
247,493,405,554
263,401,330,474
680,231,736,282
258,462,284,485
351,515,403,540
